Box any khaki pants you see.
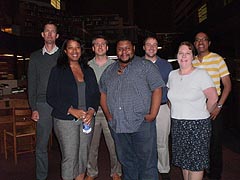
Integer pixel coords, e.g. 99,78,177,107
87,108,121,177
156,104,171,173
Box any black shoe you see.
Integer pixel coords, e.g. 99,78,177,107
160,173,171,180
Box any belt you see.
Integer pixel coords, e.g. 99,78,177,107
161,102,167,105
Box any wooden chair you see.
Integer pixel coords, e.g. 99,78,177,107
0,99,12,153
10,99,29,108
10,99,54,150
3,107,36,164
6,99,52,151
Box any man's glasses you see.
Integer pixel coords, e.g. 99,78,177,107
94,43,107,47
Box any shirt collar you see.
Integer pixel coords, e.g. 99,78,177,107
42,45,59,55
143,55,158,63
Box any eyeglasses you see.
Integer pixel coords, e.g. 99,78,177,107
195,38,209,42
94,43,107,47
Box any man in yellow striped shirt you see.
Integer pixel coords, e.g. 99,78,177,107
193,32,231,180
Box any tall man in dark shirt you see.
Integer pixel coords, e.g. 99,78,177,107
28,22,59,180
143,36,172,180
100,38,165,180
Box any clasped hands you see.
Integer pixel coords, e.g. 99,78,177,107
68,107,95,125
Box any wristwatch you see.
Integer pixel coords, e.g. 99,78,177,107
217,104,223,109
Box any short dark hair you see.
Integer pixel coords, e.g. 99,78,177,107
116,36,134,46
43,21,58,33
195,31,211,41
143,36,158,45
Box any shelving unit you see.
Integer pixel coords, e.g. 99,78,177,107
0,57,16,80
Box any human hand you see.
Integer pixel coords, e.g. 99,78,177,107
210,107,221,120
144,114,156,122
106,115,113,121
69,108,86,120
82,109,96,125
31,111,39,121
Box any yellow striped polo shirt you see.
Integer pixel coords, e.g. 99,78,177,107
192,52,230,95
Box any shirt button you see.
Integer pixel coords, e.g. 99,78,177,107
119,107,122,110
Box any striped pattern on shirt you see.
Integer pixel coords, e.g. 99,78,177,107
192,52,230,95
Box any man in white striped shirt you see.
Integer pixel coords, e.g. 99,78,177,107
193,32,231,180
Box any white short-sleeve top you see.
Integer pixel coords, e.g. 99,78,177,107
167,68,215,120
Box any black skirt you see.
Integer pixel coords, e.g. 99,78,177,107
171,118,211,171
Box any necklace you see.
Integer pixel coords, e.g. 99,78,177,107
179,67,195,81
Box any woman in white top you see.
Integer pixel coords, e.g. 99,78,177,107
167,41,218,180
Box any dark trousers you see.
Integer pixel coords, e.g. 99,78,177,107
209,110,223,178
36,102,53,180
111,120,158,180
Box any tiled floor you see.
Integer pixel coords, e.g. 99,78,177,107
1,132,240,180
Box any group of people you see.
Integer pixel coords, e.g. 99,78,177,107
28,22,231,180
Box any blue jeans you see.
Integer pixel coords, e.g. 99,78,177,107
36,102,53,180
110,120,158,180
